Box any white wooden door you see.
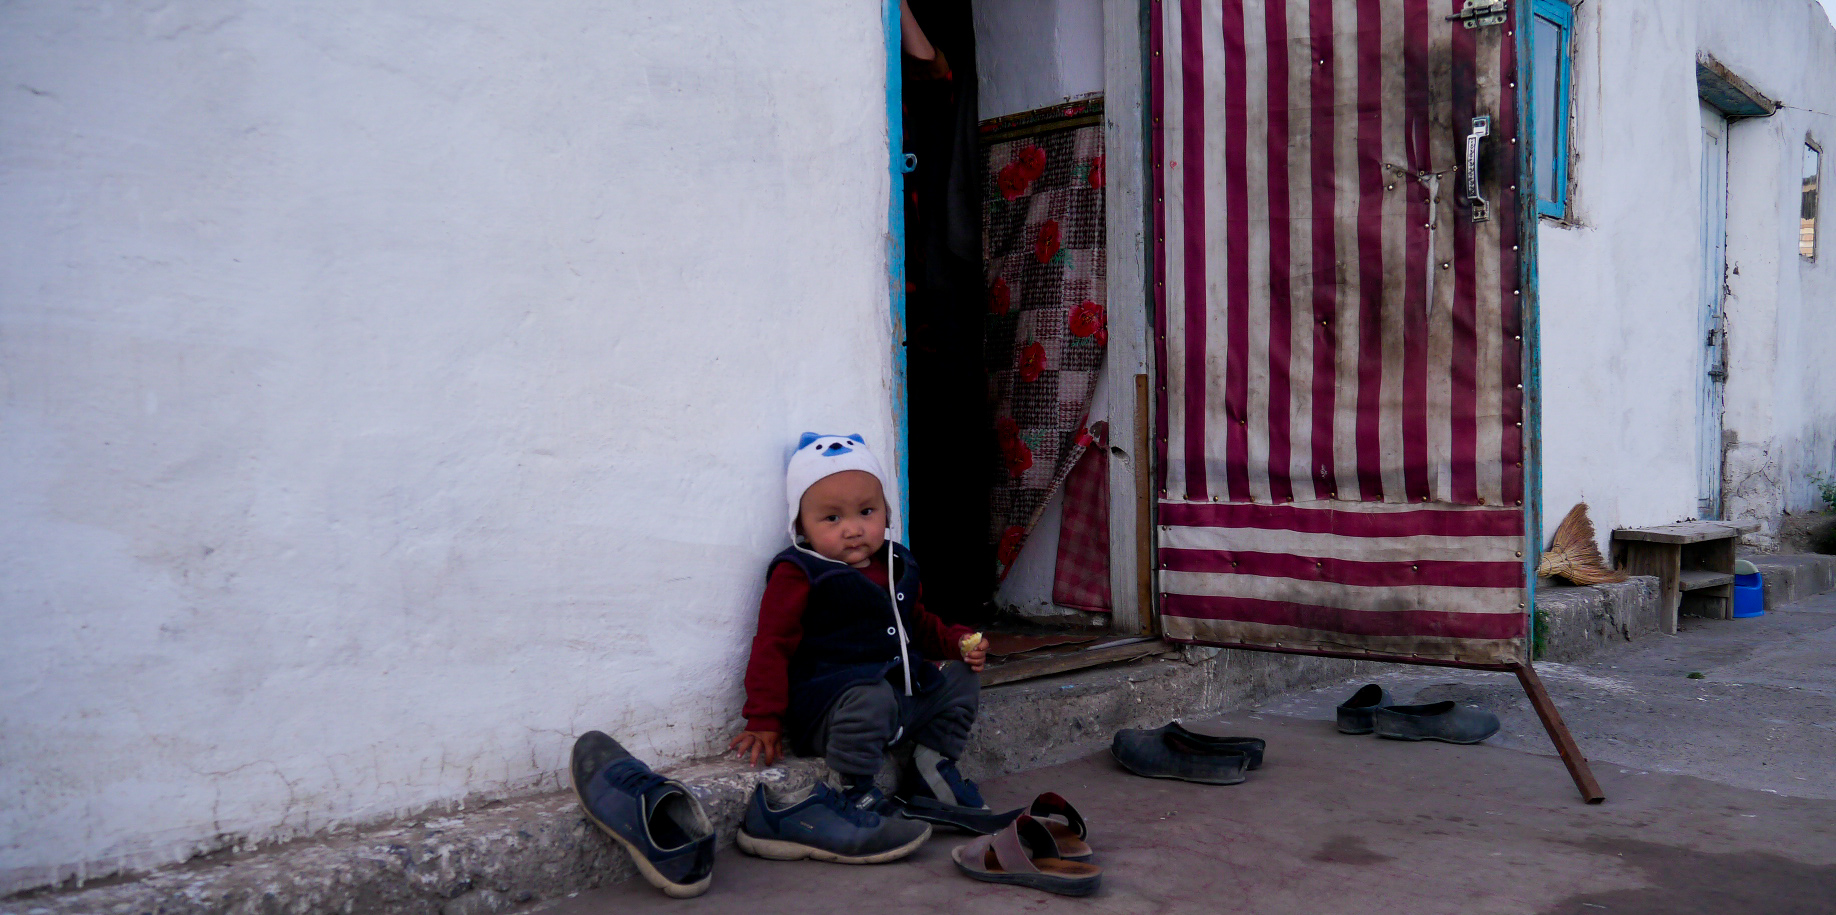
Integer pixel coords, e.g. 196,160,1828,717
1697,104,1728,520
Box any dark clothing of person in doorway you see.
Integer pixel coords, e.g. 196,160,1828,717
903,0,994,625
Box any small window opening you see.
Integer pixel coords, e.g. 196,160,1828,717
1804,141,1821,259
1531,0,1574,219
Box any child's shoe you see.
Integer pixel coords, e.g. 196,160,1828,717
899,746,1024,835
570,731,716,898
838,780,903,817
737,780,932,864
909,745,987,808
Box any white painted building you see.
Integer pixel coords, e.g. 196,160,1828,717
1538,0,1836,550
2,0,1832,896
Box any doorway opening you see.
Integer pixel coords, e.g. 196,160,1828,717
895,0,1156,681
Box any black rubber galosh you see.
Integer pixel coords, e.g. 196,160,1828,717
1335,684,1392,735
1162,723,1268,769
1110,727,1249,785
1373,700,1501,744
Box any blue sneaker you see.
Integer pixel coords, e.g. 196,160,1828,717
570,731,716,898
840,781,903,817
737,780,932,864
909,745,987,809
900,746,1026,834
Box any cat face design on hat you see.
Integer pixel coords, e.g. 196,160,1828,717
784,432,894,557
796,432,866,457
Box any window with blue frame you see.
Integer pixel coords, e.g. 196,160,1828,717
1530,0,1574,219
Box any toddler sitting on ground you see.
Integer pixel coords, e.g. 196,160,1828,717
729,433,990,862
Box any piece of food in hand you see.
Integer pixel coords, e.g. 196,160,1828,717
960,631,985,657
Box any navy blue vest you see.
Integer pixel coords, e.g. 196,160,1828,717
771,542,945,742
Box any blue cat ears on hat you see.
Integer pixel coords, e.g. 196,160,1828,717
796,432,867,456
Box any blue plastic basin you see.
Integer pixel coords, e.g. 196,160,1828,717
1733,573,1764,618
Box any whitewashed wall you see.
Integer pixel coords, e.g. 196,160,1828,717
0,0,892,893
1537,0,1836,549
975,0,1104,120
1705,0,1836,539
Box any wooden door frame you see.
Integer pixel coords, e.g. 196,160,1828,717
1103,0,1156,637
885,1,1156,639
1697,103,1728,521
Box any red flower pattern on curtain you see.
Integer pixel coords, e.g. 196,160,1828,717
981,99,1107,583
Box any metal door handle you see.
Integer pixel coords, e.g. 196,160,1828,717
1466,115,1491,222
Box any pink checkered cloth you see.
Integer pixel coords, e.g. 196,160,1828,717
1053,425,1111,613
982,99,1107,583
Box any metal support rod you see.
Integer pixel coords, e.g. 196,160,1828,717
1512,661,1605,804
1157,641,1604,802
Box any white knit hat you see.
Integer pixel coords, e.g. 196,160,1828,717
783,431,912,695
784,432,894,546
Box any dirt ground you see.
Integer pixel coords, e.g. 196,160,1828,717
523,592,1836,915
1774,510,1836,555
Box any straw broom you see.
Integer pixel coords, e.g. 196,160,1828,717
1536,502,1628,585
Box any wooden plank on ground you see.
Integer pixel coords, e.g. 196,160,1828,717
978,638,1166,687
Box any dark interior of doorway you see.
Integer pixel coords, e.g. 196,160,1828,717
900,1,1142,676
900,0,994,628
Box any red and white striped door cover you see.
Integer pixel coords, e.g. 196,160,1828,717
1151,0,1529,665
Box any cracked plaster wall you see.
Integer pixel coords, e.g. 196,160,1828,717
0,0,891,894
1537,0,1836,551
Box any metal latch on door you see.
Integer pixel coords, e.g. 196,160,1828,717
1706,314,1728,380
1447,0,1508,29
1466,115,1491,223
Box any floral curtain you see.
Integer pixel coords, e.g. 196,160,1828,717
981,98,1107,581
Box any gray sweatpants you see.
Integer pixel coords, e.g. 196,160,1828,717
810,661,980,779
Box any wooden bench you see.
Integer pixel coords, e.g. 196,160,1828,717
1611,521,1758,633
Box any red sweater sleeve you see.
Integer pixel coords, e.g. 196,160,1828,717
741,562,809,734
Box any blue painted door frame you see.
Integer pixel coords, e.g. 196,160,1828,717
884,0,911,536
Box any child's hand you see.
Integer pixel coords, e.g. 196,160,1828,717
962,635,989,673
729,730,782,768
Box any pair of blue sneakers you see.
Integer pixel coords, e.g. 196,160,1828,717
738,747,999,864
572,729,996,892
737,780,933,864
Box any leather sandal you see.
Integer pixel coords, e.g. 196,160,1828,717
1027,792,1092,861
951,815,1102,896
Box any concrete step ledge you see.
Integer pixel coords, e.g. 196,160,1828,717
1529,553,1836,663
1532,577,1662,662
3,756,827,915
8,648,1392,915
1748,553,1836,612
